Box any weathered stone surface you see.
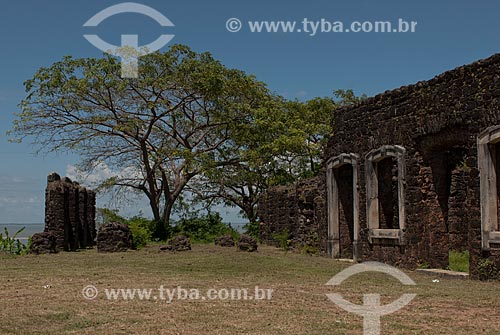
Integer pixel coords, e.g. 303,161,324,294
166,235,191,251
29,232,57,254
215,235,235,247
97,222,133,252
44,173,96,251
258,177,326,254
258,54,500,279
237,234,258,252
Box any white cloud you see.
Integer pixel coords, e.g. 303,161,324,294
66,162,142,187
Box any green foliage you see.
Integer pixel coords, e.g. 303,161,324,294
477,258,500,281
271,229,291,252
127,217,153,249
300,231,319,255
172,212,238,243
300,245,319,255
243,221,259,239
193,90,363,240
11,44,275,233
448,250,470,273
417,261,430,269
457,159,472,173
0,227,30,255
332,88,367,106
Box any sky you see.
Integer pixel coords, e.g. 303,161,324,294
1,0,500,226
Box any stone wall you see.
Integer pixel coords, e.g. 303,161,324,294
259,54,500,279
259,177,327,254
44,172,96,251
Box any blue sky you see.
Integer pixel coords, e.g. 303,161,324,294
1,0,499,225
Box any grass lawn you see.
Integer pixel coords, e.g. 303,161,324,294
1,244,499,335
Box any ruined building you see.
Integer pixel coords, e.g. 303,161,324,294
44,172,96,251
259,54,500,279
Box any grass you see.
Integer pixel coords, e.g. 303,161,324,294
449,250,470,273
1,244,499,334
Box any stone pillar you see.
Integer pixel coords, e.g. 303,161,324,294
43,173,96,251
44,173,66,251
87,190,97,246
78,186,88,248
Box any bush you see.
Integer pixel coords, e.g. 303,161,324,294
127,217,153,249
0,227,30,255
173,213,238,243
243,221,259,239
477,258,500,280
97,208,239,246
448,250,470,273
271,229,291,252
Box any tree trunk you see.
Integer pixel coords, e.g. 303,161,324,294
241,204,259,237
152,198,175,241
243,206,257,224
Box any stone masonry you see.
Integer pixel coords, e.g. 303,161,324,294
44,172,96,251
259,54,500,279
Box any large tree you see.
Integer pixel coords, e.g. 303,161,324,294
192,90,365,236
10,45,274,238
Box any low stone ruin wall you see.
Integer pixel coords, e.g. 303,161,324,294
258,177,327,254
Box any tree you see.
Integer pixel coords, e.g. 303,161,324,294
193,90,364,236
9,45,274,238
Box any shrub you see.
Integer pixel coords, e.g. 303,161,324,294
448,250,470,273
271,229,291,252
243,221,259,239
127,217,153,249
300,245,319,255
417,261,430,269
477,258,500,281
0,227,30,255
173,213,238,243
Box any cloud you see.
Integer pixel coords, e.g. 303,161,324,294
66,162,142,187
66,162,114,185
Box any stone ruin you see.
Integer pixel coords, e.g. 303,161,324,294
97,222,133,252
40,172,96,251
259,54,500,279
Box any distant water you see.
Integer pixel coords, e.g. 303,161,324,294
0,223,44,243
